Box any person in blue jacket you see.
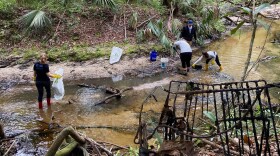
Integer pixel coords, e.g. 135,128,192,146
33,53,62,109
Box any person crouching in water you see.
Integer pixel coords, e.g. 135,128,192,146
33,53,62,109
192,51,223,71
173,39,192,72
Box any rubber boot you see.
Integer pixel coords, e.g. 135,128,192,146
219,66,223,72
38,102,43,109
204,64,209,71
47,98,51,106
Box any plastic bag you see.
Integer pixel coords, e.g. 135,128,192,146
109,47,123,64
52,68,64,100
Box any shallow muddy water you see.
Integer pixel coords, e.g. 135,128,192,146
0,21,280,155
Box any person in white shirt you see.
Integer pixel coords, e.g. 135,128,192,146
173,39,192,72
192,51,223,71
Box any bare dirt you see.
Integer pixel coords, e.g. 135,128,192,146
0,55,180,84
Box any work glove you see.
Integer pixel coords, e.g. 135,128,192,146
204,64,209,71
211,59,215,65
53,74,62,79
219,66,223,72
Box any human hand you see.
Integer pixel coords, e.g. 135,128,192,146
53,74,62,79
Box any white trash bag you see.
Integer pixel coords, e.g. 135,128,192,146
109,47,123,64
52,68,64,100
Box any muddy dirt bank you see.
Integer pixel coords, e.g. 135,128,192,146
0,55,180,84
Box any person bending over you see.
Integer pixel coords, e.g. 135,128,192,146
192,51,223,71
173,39,192,72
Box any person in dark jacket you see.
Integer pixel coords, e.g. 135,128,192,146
180,19,197,45
33,53,62,109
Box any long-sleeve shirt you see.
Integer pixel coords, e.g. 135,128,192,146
174,40,192,53
180,26,197,41
193,51,217,65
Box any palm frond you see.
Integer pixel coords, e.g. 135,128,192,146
20,10,51,30
147,21,161,37
93,0,116,8
160,34,171,49
136,29,145,42
129,12,138,30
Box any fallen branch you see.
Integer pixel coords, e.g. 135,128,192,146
3,140,16,156
46,126,86,156
86,138,113,156
223,16,238,25
55,141,79,156
137,15,157,28
97,141,129,150
95,87,133,105
198,118,250,153
200,138,239,156
78,84,97,88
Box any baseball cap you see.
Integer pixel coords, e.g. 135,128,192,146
187,20,193,24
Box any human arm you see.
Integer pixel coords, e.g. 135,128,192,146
193,56,203,65
193,27,197,40
33,71,36,81
45,64,62,79
47,73,62,79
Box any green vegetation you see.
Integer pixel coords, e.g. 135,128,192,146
4,42,166,62
0,0,274,63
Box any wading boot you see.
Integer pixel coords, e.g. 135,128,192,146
219,66,223,72
47,98,51,106
39,102,43,109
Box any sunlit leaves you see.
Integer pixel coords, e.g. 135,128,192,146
254,3,270,15
20,10,51,31
230,21,245,35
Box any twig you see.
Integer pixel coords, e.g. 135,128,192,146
223,16,238,25
97,141,129,150
86,138,102,156
137,15,157,28
244,21,273,79
87,138,113,156
3,140,16,156
124,13,127,40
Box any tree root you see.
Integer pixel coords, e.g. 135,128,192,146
46,126,86,156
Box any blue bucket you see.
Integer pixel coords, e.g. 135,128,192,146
150,50,157,61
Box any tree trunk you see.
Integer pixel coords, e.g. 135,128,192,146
241,20,257,81
46,126,86,156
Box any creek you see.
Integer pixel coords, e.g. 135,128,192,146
0,21,279,155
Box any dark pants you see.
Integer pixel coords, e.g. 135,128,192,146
180,52,192,68
36,81,51,102
206,55,221,66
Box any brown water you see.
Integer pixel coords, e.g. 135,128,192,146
205,20,280,82
0,21,280,155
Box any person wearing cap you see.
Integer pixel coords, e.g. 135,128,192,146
173,38,192,72
192,51,223,71
180,19,197,45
